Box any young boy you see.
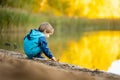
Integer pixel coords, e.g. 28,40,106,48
24,22,56,61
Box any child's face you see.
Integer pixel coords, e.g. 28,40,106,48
44,33,50,38
43,30,53,38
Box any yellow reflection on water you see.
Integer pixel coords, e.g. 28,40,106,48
60,31,120,70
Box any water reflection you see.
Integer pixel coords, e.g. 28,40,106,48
60,31,120,71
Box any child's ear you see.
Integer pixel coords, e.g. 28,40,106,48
43,30,47,33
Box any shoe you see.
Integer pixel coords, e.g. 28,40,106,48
33,57,46,60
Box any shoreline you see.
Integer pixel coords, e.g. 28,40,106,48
0,49,120,80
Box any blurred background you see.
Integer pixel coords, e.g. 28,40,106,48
0,0,120,71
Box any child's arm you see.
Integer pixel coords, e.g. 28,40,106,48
39,37,56,61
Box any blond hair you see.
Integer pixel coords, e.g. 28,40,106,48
38,22,54,33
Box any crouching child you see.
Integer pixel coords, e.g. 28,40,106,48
24,22,56,61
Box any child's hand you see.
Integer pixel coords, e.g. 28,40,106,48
51,57,56,61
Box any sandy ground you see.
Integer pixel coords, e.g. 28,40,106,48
0,49,120,80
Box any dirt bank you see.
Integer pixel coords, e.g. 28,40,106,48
0,49,120,80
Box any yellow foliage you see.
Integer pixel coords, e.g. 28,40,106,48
33,0,120,18
60,31,120,70
33,0,48,13
68,0,120,18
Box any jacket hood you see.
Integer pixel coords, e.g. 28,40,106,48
27,29,44,40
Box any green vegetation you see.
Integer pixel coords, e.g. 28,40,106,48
1,6,120,37
0,7,30,31
0,0,35,11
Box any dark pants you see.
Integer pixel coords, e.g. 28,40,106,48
34,52,45,59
